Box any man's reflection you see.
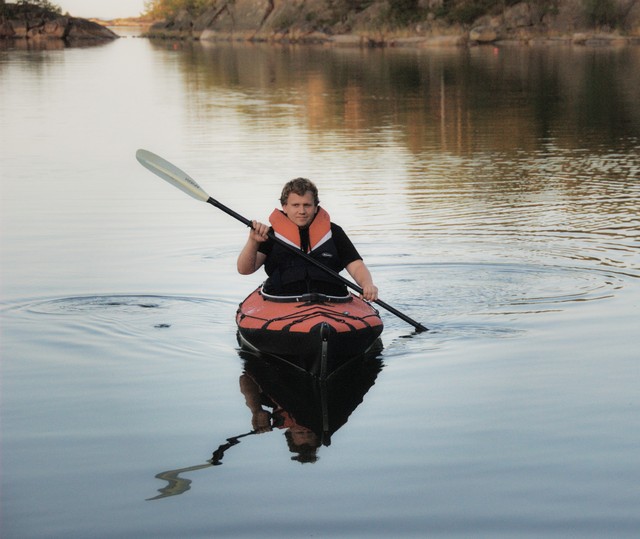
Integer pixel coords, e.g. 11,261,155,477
148,354,383,499
240,370,321,463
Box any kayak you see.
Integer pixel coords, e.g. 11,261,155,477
236,287,383,379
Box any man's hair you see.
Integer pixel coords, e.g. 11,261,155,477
280,178,320,206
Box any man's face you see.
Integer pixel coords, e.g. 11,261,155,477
282,191,317,228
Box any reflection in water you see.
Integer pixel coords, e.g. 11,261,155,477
0,37,117,51
240,351,383,448
0,38,65,51
165,41,640,153
148,354,383,500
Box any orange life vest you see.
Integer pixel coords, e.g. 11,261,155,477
263,207,347,296
268,207,332,253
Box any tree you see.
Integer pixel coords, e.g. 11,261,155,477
144,0,212,19
16,0,62,14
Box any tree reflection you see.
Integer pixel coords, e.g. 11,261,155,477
155,41,640,156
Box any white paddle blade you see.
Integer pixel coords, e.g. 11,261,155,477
136,149,209,202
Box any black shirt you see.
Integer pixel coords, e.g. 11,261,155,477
258,223,362,267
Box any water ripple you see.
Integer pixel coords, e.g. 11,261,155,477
374,261,626,321
8,294,232,315
1,294,238,350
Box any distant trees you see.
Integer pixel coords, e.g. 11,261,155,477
141,0,496,22
142,0,427,21
14,0,62,14
388,0,424,24
143,0,210,19
141,0,640,31
583,0,640,28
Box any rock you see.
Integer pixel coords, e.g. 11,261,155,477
43,17,68,39
7,20,27,38
469,26,498,43
66,18,119,41
585,33,629,46
423,35,466,47
390,36,426,47
199,28,219,41
330,34,364,46
502,3,534,29
572,32,590,44
0,2,118,42
0,17,16,38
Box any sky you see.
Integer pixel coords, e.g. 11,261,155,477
56,1,147,20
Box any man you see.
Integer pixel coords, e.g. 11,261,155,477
237,178,378,302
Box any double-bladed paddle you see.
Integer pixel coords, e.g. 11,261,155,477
135,149,428,333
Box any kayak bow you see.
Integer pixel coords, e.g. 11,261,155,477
236,287,383,379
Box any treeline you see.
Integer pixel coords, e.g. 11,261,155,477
1,0,63,15
143,0,210,19
2,1,635,30
142,0,507,24
141,0,638,29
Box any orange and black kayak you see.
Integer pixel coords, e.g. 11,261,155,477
236,287,383,379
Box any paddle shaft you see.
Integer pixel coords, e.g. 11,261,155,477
207,197,428,333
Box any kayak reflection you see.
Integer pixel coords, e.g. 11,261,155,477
240,350,384,454
147,352,383,500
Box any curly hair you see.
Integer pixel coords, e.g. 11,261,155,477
280,178,320,206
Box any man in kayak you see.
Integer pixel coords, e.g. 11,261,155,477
237,178,379,302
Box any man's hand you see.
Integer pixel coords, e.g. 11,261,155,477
360,283,379,302
250,220,269,243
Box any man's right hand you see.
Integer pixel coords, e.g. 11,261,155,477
250,220,270,243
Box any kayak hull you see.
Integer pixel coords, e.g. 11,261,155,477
236,288,383,379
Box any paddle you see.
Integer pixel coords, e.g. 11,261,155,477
135,149,428,333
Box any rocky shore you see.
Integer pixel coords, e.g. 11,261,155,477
2,0,639,48
144,0,640,47
0,2,118,44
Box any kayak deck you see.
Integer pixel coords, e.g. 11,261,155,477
236,288,383,379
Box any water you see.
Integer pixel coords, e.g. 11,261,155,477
1,32,639,538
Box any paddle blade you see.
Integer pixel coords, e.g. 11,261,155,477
136,149,209,202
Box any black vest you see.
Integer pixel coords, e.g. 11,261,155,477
263,212,348,296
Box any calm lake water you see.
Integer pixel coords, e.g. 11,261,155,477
1,29,639,538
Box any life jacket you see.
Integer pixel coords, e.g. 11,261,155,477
263,207,348,296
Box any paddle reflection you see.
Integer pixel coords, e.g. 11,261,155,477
147,353,383,500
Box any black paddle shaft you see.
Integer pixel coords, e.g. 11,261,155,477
207,197,428,333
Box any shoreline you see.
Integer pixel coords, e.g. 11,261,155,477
133,27,640,48
126,0,640,49
2,3,637,49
